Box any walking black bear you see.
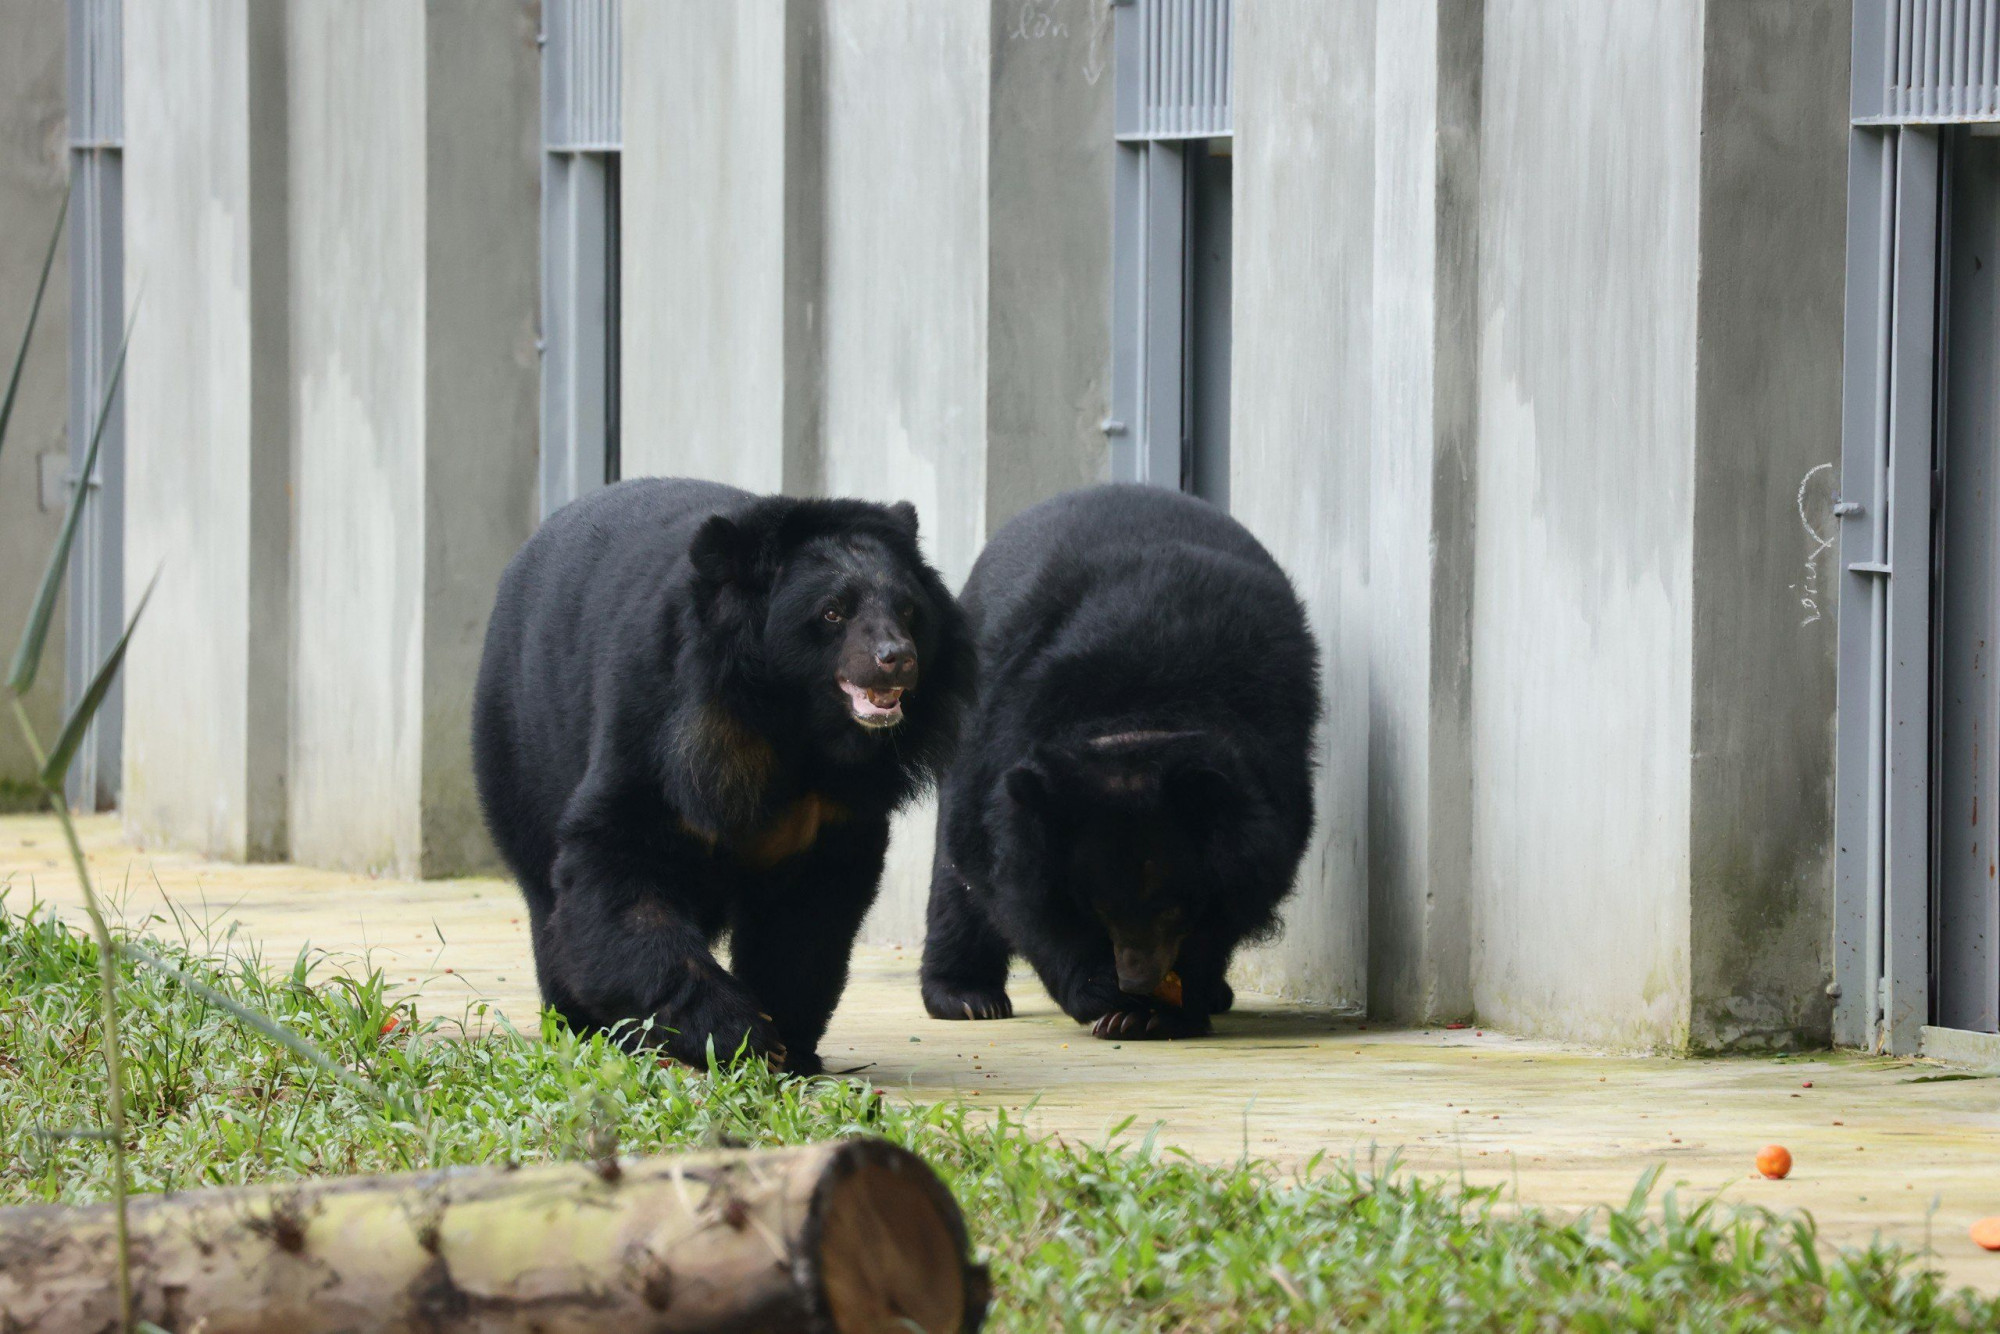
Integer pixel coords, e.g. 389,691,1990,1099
921,485,1319,1039
474,478,970,1074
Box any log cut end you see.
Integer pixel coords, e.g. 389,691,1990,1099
808,1139,990,1334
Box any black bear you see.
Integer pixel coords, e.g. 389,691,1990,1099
920,485,1319,1039
474,478,970,1074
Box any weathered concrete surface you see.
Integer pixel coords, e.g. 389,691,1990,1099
1469,1,1702,1048
620,0,794,490
1364,0,1480,1026
418,0,541,877
818,1,991,943
0,0,68,809
1229,1,1375,1008
286,1,536,878
984,0,1113,533
8,812,1999,1295
122,0,290,861
1686,0,1848,1050
286,0,427,876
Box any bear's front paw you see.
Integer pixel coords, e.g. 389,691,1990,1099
780,1049,826,1078
661,992,788,1071
922,979,1015,1021
1089,1005,1212,1041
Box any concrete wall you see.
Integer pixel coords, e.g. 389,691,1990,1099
1229,0,1376,1008
420,0,541,876
286,0,428,875
621,0,794,490
984,0,1113,531
1364,0,1480,1024
0,0,67,811
817,0,992,942
123,0,289,860
1686,1,1848,1050
1469,1,1703,1048
287,0,536,877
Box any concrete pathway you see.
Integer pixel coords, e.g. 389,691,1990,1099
5,814,1999,1292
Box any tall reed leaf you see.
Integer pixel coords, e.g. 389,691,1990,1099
0,188,68,465
40,570,156,788
6,298,136,697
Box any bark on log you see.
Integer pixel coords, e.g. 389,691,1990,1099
0,1137,987,1333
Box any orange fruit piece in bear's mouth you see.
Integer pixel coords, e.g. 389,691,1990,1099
1152,971,1184,1009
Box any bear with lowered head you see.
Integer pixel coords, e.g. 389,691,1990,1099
474,478,970,1074
921,484,1320,1039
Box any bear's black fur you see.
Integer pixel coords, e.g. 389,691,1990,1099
474,478,970,1074
921,485,1320,1039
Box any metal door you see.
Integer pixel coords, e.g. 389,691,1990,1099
1837,1,2000,1050
1931,128,2000,1033
540,0,622,519
1109,0,1232,500
64,0,124,813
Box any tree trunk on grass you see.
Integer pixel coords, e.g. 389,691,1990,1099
0,1137,987,1333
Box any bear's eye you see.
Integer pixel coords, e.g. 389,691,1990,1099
822,606,843,624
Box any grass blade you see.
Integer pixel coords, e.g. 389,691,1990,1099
118,937,389,1109
6,296,136,697
40,570,156,789
0,186,68,465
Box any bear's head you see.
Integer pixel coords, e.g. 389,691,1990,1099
687,496,969,775
1003,730,1271,998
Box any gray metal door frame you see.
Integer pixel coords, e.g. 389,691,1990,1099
1108,0,1232,495
540,0,621,520
64,0,124,813
1836,0,2000,1052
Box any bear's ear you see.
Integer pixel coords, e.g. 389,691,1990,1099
886,500,920,542
689,516,754,592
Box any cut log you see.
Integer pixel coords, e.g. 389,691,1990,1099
0,1137,987,1333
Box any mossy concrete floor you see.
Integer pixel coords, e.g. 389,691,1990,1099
5,814,1998,1292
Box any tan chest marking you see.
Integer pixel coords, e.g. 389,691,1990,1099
684,793,850,870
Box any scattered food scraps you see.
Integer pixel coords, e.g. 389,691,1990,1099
1756,1145,1793,1179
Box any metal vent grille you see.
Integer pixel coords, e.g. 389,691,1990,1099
1117,0,1232,141
67,0,121,148
544,0,621,151
1867,0,2000,121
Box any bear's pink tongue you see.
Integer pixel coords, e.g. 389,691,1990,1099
840,680,904,721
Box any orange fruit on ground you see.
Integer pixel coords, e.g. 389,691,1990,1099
1971,1217,2000,1251
1755,1144,1793,1179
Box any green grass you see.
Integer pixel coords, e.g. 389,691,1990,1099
2,892,1996,1332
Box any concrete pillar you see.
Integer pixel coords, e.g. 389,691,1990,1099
0,0,68,811
1363,1,1481,1025
621,0,822,492
1229,0,1377,1008
983,0,1113,533
286,0,537,877
122,0,291,861
1468,0,1704,1049
1685,1,1848,1050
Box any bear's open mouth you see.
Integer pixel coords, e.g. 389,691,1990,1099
839,679,906,729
